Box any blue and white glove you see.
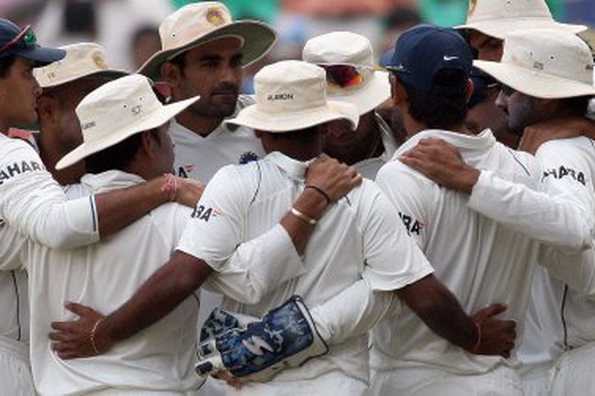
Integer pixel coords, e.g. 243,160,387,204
195,295,329,382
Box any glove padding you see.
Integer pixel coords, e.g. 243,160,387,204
195,295,329,382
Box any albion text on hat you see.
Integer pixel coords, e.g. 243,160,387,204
225,60,359,133
138,2,276,79
56,74,199,170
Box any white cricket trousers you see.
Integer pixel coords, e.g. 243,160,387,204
550,341,595,396
216,370,368,396
0,337,35,396
370,365,523,396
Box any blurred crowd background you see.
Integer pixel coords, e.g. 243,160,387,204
1,0,594,94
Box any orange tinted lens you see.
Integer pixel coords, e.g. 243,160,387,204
324,65,364,88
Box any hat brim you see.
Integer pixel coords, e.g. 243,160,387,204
16,46,66,67
138,20,277,80
327,70,391,116
40,69,129,89
56,95,199,170
225,100,360,133
474,60,595,99
456,18,587,40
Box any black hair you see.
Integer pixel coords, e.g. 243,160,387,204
384,8,422,30
0,55,16,79
562,95,592,117
398,69,469,130
85,129,161,174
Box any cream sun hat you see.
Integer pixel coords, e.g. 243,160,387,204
457,0,586,40
138,2,276,80
474,29,595,99
34,43,127,89
225,60,359,133
56,74,199,170
302,31,390,116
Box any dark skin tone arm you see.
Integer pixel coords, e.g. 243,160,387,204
50,156,362,358
397,274,516,357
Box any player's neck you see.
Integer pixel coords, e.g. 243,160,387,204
176,111,223,138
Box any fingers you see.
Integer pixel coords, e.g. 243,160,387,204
51,321,76,332
478,303,508,319
48,331,74,342
65,302,99,318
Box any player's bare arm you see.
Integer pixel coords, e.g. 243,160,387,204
397,274,517,358
519,116,595,154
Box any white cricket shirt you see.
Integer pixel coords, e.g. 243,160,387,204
177,151,433,383
352,113,398,180
12,170,305,396
373,129,541,375
170,95,265,183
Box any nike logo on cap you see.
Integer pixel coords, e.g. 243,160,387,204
443,56,459,61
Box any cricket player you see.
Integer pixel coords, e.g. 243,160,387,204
302,31,397,180
401,29,595,396
0,20,200,394
457,0,588,149
367,24,588,396
138,5,278,373
50,61,517,396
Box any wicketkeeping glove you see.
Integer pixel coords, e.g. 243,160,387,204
195,295,329,382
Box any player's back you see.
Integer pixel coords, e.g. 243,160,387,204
21,170,200,396
374,129,541,374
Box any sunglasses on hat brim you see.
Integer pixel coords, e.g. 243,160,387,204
319,64,377,90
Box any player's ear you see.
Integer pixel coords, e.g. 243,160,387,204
465,78,474,103
37,94,59,125
161,61,182,89
391,75,408,107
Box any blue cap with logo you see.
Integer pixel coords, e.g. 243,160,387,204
0,19,65,66
387,24,473,93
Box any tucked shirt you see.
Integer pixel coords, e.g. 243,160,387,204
177,151,433,383
374,129,541,375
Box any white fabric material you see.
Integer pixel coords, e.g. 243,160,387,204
17,170,305,396
520,360,552,396
177,151,433,385
352,113,398,180
217,370,368,396
468,137,595,252
0,134,99,249
373,129,540,377
171,96,265,183
550,341,595,396
0,271,28,345
370,364,523,396
0,338,36,396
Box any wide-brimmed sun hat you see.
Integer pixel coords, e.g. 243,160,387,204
225,60,359,133
34,43,127,89
138,1,276,80
56,74,199,170
474,29,595,99
302,31,390,116
456,0,586,40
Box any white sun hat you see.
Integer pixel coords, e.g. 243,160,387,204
138,1,276,80
225,60,359,133
56,74,199,170
457,0,586,40
302,31,390,116
34,43,127,89
474,29,595,99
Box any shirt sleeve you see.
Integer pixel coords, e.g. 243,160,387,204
0,139,99,249
204,224,306,304
359,175,434,291
176,166,246,271
0,220,27,271
468,142,594,252
539,245,595,297
309,279,395,345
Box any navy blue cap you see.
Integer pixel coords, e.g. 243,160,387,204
0,19,65,67
387,24,473,93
